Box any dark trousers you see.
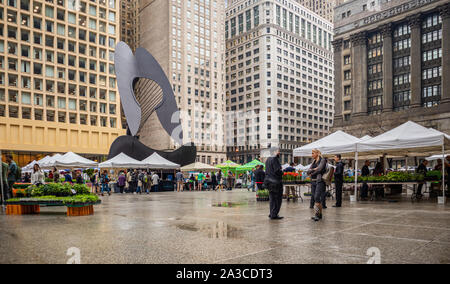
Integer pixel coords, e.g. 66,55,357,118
335,180,343,207
361,183,369,198
7,181,15,199
1,182,9,203
119,185,124,193
310,184,327,208
268,183,283,218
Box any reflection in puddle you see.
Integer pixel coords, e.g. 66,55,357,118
176,221,241,239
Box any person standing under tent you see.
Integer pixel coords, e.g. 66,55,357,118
333,155,344,208
307,149,327,222
265,148,284,220
90,172,97,193
211,171,217,192
76,171,84,185
416,160,428,197
176,170,184,192
152,172,160,192
227,171,234,191
100,170,110,196
1,160,9,203
31,164,45,186
197,171,205,191
361,160,371,201
64,171,72,183
215,170,223,191
53,168,60,183
5,155,18,199
118,171,126,194
137,170,144,194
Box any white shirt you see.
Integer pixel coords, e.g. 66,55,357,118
152,174,159,185
31,170,45,185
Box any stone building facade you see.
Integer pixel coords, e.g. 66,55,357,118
332,0,450,137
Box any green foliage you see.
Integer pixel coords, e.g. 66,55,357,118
12,183,32,190
256,189,269,198
6,195,100,206
426,170,442,181
30,183,91,197
83,169,95,178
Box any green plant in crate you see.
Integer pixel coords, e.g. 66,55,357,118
426,170,442,181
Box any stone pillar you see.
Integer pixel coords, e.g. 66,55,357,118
350,32,367,116
382,24,393,112
332,39,343,124
440,4,450,104
409,14,422,108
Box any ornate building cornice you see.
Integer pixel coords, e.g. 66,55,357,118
380,23,393,38
408,14,422,29
350,31,367,47
332,39,343,53
439,3,450,19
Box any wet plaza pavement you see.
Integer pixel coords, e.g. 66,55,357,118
1,190,449,264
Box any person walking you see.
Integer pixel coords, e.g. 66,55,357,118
137,170,144,194
265,148,284,220
175,170,184,192
31,164,45,186
118,171,126,194
100,170,110,196
227,171,234,191
5,155,18,199
152,172,160,192
255,165,265,191
308,149,327,222
333,154,344,208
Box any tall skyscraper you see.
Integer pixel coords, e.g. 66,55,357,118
0,0,126,165
139,0,227,165
119,0,139,51
225,0,335,165
297,0,347,23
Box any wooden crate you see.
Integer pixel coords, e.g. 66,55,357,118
6,205,40,215
67,205,94,217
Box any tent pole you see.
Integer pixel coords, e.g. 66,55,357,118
0,149,5,208
354,152,358,202
443,143,446,204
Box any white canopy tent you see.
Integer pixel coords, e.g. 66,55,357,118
426,154,450,161
293,131,361,157
99,153,147,169
181,162,219,172
282,164,290,170
39,154,63,169
44,152,98,169
335,122,450,203
141,153,180,170
22,160,38,173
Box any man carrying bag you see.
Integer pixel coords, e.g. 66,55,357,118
264,148,284,220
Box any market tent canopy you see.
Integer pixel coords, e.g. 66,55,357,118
361,135,372,141
357,121,450,156
426,154,450,161
141,153,180,169
236,159,265,171
99,153,147,169
44,152,98,169
293,131,361,157
22,160,37,173
282,163,290,170
39,154,63,168
217,160,240,169
181,162,219,172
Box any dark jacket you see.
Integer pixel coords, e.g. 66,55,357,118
255,168,266,183
334,161,344,182
417,163,428,175
284,166,296,173
264,156,282,184
362,165,370,177
307,157,327,181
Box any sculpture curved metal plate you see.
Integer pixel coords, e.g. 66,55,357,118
114,42,182,144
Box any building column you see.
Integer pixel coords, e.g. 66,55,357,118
409,14,422,108
332,39,343,124
350,32,367,117
440,4,450,104
382,24,393,112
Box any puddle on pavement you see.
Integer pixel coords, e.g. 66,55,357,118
176,221,241,239
212,202,248,208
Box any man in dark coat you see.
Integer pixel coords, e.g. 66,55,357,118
264,148,284,220
333,155,344,207
361,160,370,200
